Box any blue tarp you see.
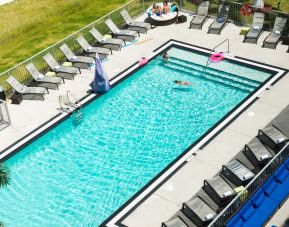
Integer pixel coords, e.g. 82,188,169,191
91,53,111,93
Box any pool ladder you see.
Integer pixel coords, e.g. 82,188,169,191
58,91,83,123
204,39,230,72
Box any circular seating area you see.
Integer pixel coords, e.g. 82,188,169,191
147,3,178,25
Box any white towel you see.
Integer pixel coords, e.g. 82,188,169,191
54,66,60,70
274,30,281,35
223,191,232,197
243,173,253,180
71,55,77,60
253,26,260,30
205,213,214,220
260,154,269,160
87,46,92,51
38,74,44,79
277,138,285,144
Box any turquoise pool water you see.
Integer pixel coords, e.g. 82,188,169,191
0,47,271,226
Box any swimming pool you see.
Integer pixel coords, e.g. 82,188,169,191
0,42,282,226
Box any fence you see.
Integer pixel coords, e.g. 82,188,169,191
0,0,288,95
208,142,289,226
0,100,11,131
177,0,289,30
0,0,147,95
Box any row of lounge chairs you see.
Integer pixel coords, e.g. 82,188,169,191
190,1,288,49
244,13,287,49
162,119,289,227
190,1,229,34
6,9,151,101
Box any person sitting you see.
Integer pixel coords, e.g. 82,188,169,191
174,80,191,86
152,4,162,16
162,1,170,14
162,52,169,61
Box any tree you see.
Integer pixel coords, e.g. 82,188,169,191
0,163,9,188
0,163,9,227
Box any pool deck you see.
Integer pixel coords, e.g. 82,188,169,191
0,12,289,227
266,198,289,227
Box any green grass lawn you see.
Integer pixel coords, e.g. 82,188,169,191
0,0,129,74
265,0,289,12
0,0,288,78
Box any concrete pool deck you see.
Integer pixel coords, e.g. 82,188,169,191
0,12,289,227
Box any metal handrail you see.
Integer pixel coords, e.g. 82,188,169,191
208,142,289,226
66,90,82,109
0,100,11,130
205,39,230,69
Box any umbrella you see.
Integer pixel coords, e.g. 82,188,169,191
91,53,111,93
252,0,264,8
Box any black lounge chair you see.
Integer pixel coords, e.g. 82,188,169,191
43,53,80,80
258,125,288,151
6,76,48,101
203,174,236,207
120,9,151,34
263,17,288,49
89,27,124,50
208,2,229,34
243,12,265,44
59,44,94,68
244,137,274,167
105,18,139,42
26,63,63,90
189,1,209,29
162,215,189,227
76,36,112,59
182,196,216,226
222,160,255,186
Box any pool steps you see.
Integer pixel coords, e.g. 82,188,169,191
169,57,261,86
163,57,262,92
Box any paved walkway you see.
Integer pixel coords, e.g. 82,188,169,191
266,198,289,227
0,12,289,227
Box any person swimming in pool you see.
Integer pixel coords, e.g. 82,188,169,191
162,52,169,61
174,80,191,86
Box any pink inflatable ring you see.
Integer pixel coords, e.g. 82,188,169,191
210,52,224,63
139,58,148,66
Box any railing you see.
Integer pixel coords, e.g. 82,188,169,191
1,0,289,95
205,38,230,68
177,0,289,30
208,142,289,226
0,100,11,131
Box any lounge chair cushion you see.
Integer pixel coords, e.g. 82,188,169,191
285,158,289,169
226,213,245,227
250,190,266,209
192,15,206,25
239,202,255,221
162,216,188,227
274,164,289,183
217,16,226,23
262,176,278,196
46,71,56,76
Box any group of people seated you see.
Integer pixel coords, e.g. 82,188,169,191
150,1,178,16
